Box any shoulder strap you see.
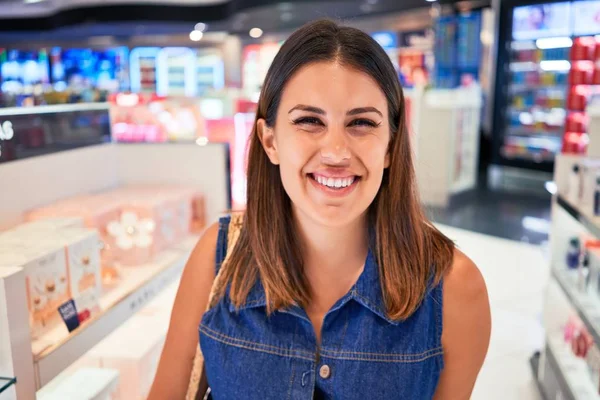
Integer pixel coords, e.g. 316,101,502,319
186,213,244,400
214,214,244,274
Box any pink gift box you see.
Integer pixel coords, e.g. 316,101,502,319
26,196,122,284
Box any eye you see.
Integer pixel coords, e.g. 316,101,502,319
348,119,379,128
292,116,324,126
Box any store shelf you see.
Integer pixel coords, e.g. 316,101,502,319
552,267,600,348
545,335,600,400
506,128,564,137
500,148,556,162
557,194,600,238
510,84,567,93
31,235,198,388
0,103,109,116
508,105,566,114
529,352,548,400
0,377,16,394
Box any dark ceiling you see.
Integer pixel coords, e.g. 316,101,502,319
0,0,490,34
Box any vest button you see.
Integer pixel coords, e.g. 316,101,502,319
319,364,331,379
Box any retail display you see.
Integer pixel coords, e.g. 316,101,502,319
0,222,102,338
156,47,196,97
109,93,208,143
412,86,482,207
130,47,160,94
0,137,230,396
433,12,482,88
534,150,600,398
196,50,225,95
26,185,205,281
493,0,600,176
242,43,281,99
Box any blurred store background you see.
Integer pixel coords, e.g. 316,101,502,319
3,0,600,399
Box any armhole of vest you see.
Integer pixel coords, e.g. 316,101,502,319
215,216,231,275
434,278,444,370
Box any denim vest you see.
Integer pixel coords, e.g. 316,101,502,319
200,216,444,399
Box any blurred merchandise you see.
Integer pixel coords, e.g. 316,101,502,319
156,47,196,97
130,47,160,94
433,12,482,89
242,43,281,99
26,185,205,276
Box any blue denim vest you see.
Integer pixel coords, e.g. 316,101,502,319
200,216,444,399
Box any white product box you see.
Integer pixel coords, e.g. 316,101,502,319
0,248,70,338
38,368,120,400
43,229,102,305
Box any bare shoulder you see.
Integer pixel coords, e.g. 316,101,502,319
433,248,490,399
186,221,221,276
147,220,220,400
444,248,487,304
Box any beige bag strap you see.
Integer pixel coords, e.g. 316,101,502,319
186,214,244,400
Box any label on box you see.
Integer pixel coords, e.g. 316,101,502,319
58,299,80,332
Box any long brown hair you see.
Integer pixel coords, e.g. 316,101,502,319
217,19,454,320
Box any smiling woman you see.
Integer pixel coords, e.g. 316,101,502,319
149,19,490,400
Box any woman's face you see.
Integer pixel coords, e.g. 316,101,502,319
258,61,391,227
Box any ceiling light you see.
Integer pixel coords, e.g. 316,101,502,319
249,28,263,38
278,2,293,11
366,0,378,3
425,0,437,2
360,3,373,12
190,30,203,41
24,0,46,4
536,37,573,49
194,22,206,32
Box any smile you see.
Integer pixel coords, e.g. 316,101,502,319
308,173,360,196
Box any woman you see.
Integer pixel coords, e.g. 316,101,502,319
149,19,490,399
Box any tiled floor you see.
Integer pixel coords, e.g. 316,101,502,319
436,224,549,400
428,187,552,245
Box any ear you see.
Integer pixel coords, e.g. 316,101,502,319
257,119,279,165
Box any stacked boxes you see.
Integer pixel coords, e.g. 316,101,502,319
26,185,206,271
0,223,101,338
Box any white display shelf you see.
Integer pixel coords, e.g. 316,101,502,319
557,194,600,242
0,102,109,117
552,267,600,349
545,335,600,400
32,235,198,388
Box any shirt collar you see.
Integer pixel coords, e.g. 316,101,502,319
229,249,399,325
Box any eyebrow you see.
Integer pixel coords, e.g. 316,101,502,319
288,104,326,115
288,104,383,118
347,107,383,118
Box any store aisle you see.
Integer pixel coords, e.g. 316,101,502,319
436,224,549,400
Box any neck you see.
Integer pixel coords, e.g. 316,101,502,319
293,208,370,298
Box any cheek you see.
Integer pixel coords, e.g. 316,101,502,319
276,131,316,173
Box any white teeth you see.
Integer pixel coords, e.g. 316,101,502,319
313,175,357,189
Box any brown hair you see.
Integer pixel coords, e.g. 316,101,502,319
217,19,454,320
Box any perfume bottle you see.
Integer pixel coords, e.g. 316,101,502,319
569,164,581,203
567,238,581,269
594,176,600,216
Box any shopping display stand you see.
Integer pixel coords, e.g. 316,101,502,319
0,139,230,398
534,152,600,399
413,87,482,207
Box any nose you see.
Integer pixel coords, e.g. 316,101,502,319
320,127,350,164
